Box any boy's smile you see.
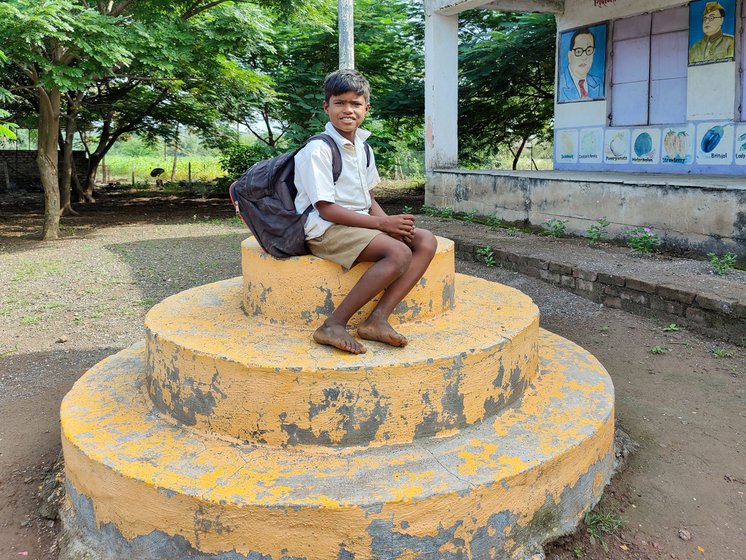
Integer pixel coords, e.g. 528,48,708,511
323,91,370,142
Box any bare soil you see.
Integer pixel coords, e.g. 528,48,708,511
0,183,744,560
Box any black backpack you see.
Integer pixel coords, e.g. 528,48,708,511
229,134,370,258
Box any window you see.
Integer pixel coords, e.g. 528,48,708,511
611,7,689,126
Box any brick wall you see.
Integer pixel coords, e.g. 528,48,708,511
0,150,88,190
453,238,746,347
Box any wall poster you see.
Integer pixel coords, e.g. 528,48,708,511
689,0,736,66
631,129,661,164
604,130,630,164
696,122,733,164
557,23,607,103
556,129,579,163
661,127,694,164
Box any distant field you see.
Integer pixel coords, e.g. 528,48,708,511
104,155,224,183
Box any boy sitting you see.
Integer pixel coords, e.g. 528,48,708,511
294,69,437,354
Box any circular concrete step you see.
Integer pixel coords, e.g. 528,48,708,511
61,331,614,560
144,274,539,446
241,236,455,327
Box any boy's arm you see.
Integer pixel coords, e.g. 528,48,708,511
316,200,415,240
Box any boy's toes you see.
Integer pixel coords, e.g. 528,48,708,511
313,323,367,354
357,321,408,348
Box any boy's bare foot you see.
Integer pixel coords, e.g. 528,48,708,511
313,322,367,354
357,317,408,348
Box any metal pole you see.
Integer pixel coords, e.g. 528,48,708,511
338,0,354,69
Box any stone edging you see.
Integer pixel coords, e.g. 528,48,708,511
452,238,746,347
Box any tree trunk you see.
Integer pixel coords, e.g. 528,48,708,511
82,153,101,202
511,137,528,170
37,87,62,240
170,129,179,183
59,100,80,217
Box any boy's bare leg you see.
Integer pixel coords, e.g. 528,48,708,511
358,229,437,347
313,235,412,354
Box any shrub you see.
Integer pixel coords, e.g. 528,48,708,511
218,144,274,179
708,252,737,275
627,227,660,254
543,218,568,238
586,217,610,243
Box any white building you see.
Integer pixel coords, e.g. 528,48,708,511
424,0,746,256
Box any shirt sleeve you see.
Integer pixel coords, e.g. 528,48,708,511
366,147,381,191
294,140,336,205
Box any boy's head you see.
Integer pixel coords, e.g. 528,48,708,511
323,69,371,103
322,70,371,141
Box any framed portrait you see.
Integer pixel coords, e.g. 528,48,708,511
689,0,736,66
557,23,607,103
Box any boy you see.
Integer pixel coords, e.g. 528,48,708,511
294,69,437,355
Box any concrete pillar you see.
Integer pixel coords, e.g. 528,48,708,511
338,0,354,69
424,8,458,171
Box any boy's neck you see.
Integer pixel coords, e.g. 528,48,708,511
333,125,357,144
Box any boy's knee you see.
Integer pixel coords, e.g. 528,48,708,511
417,229,438,256
389,241,412,272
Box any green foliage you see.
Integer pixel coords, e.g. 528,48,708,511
628,227,660,254
0,109,16,140
543,218,568,238
649,345,667,355
402,205,413,214
462,210,478,223
476,246,496,267
486,215,502,230
218,144,275,179
586,217,610,243
458,11,555,168
712,347,735,358
662,323,681,332
707,252,737,275
584,512,623,551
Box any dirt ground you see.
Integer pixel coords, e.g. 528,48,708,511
0,183,744,560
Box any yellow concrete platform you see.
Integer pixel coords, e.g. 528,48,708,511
144,274,539,446
61,331,614,560
241,236,455,327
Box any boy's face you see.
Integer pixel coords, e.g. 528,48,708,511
323,91,370,142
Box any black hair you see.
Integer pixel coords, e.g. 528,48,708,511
570,28,595,50
323,69,371,103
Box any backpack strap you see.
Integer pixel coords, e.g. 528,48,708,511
307,134,343,183
305,133,372,183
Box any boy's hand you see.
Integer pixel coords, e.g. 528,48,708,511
379,214,416,240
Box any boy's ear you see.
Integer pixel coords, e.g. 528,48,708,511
322,100,329,114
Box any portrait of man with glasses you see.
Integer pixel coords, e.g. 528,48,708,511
689,0,735,65
558,25,606,103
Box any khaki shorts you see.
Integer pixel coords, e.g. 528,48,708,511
307,224,384,269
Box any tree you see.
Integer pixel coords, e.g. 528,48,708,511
458,11,555,169
0,0,286,239
210,0,426,173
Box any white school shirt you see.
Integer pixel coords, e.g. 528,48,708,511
294,122,381,240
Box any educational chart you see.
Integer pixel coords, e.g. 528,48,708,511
661,126,694,165
696,122,733,164
735,125,746,165
557,129,579,163
631,128,660,164
578,128,603,163
604,129,630,164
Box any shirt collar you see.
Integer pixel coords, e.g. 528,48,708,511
324,121,371,147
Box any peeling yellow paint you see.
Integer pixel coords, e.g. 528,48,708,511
60,231,615,559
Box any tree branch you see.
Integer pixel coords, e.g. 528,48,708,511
182,0,232,20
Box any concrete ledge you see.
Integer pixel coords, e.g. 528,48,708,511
241,236,456,327
144,274,539,446
61,331,614,560
442,228,746,346
427,169,746,259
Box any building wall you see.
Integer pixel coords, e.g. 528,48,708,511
427,169,746,257
554,0,746,175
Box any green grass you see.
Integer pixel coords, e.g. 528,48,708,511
20,315,41,325
712,347,735,358
662,323,681,332
649,345,667,354
584,512,624,551
104,155,224,183
12,259,65,282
